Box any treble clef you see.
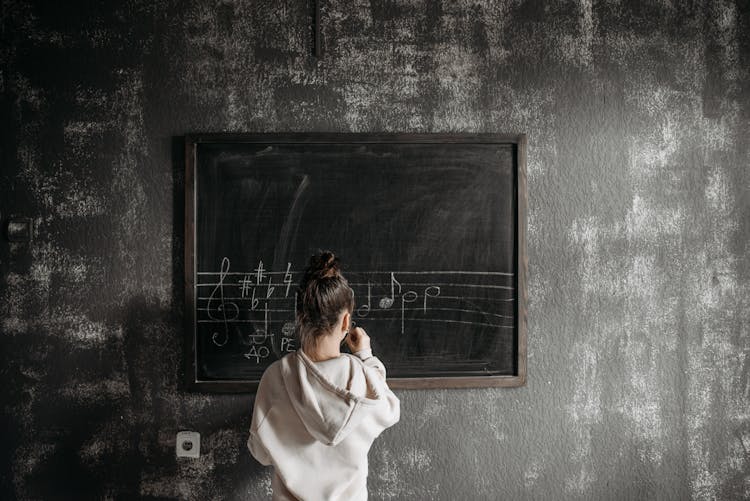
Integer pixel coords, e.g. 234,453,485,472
207,257,239,347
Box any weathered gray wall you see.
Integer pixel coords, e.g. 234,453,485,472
1,1,748,499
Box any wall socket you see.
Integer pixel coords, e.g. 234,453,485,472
176,431,200,458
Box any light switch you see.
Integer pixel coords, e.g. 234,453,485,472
176,431,200,458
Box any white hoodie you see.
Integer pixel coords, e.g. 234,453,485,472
247,348,401,500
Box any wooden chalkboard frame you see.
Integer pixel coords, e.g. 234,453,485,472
184,133,527,392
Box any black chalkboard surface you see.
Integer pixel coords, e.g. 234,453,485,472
185,134,527,391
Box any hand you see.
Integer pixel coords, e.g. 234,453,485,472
346,325,371,353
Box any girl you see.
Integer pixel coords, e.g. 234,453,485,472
247,251,401,500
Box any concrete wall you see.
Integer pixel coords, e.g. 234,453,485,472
1,1,748,499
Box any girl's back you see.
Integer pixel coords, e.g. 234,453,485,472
247,252,400,500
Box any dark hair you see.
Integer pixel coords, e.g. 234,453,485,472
296,251,355,350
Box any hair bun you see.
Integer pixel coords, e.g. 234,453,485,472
308,250,340,279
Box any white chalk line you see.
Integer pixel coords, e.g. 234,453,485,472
198,318,513,329
198,306,512,318
197,295,515,302
350,318,513,328
198,271,292,276
198,308,293,315
198,282,514,290
197,270,514,276
348,282,515,290
438,295,515,302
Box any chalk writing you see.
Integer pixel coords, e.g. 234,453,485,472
283,262,293,297
254,260,265,285
379,273,401,309
206,257,239,347
282,322,295,336
197,260,516,356
356,282,371,318
250,287,259,310
252,302,271,344
401,290,418,334
239,274,253,298
244,345,269,363
281,337,296,352
424,286,441,312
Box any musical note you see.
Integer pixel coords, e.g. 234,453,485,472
247,302,270,345
423,286,441,312
207,257,240,347
378,273,401,309
401,290,418,334
283,262,293,297
250,287,259,310
356,282,372,317
254,260,266,285
238,274,253,298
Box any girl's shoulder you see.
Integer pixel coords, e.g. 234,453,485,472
257,355,288,391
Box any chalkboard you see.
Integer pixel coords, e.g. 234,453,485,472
184,133,527,391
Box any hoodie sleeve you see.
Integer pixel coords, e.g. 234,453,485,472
355,351,400,430
354,348,387,380
247,368,275,466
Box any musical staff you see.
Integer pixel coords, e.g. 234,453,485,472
195,257,517,364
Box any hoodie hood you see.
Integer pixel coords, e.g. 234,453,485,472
280,350,386,446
